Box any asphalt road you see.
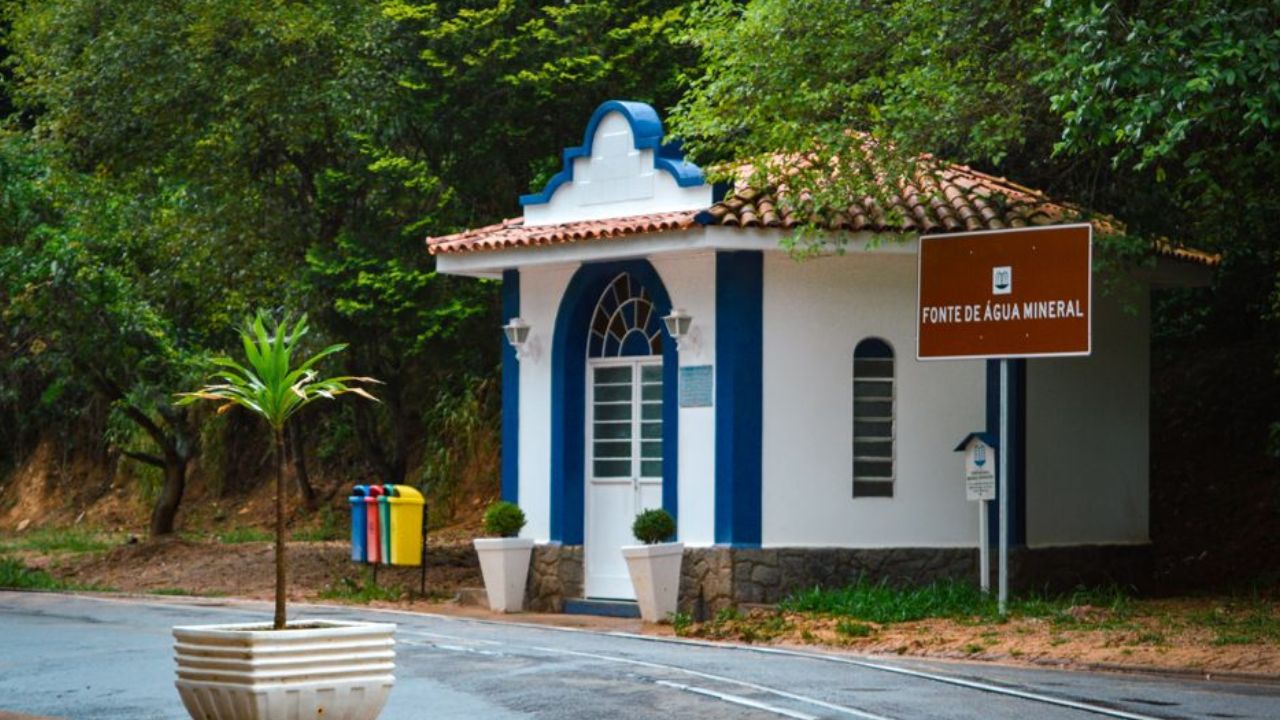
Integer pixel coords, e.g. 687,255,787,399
0,592,1276,720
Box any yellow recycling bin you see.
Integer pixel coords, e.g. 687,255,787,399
387,485,425,566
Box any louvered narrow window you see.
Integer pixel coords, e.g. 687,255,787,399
853,338,894,498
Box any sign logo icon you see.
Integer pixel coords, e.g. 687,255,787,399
992,266,1012,295
974,444,986,468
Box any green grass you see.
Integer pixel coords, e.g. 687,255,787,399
0,527,115,554
317,572,405,604
1191,601,1280,646
0,556,107,591
781,578,995,623
780,578,1135,626
291,507,346,542
216,527,272,544
835,619,875,637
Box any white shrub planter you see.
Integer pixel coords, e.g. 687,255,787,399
622,542,684,623
173,619,395,720
473,537,535,612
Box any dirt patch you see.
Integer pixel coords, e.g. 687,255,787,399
678,602,1280,677
20,536,481,602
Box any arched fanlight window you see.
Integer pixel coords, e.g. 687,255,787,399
588,273,663,358
853,338,894,498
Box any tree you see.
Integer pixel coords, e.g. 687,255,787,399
0,136,212,535
179,312,378,629
2,0,705,526
670,0,1279,267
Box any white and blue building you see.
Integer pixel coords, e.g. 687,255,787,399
430,101,1215,613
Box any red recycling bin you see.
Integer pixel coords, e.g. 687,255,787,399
364,485,385,564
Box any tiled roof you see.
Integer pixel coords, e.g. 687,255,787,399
699,163,1220,267
427,161,1219,267
427,211,698,255
701,164,1076,234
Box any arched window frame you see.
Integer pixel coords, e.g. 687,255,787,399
587,272,663,358
853,337,895,498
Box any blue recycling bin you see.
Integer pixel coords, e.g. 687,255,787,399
349,485,369,562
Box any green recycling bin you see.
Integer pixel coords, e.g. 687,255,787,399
378,485,396,565
388,485,425,566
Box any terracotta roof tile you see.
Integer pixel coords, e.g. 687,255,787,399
699,162,1219,267
428,161,1219,268
427,211,698,255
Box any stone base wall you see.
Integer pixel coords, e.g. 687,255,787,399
523,542,1152,617
524,543,583,613
681,547,976,618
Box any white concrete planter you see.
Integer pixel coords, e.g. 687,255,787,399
173,619,395,720
622,542,684,623
473,537,535,612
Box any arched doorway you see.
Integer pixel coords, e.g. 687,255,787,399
549,259,679,601
584,272,666,598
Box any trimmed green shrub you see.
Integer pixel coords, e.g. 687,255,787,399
632,508,676,544
483,501,526,537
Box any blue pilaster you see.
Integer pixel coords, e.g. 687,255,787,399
714,251,763,547
501,269,521,504
985,359,1026,546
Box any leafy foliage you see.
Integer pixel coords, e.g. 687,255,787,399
0,0,700,533
631,508,676,545
482,501,526,538
672,0,1278,257
178,313,379,432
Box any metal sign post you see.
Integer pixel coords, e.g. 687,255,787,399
979,499,990,593
998,359,1010,613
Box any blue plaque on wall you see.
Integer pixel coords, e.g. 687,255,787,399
679,365,714,407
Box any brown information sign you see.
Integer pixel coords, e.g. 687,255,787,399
917,224,1092,360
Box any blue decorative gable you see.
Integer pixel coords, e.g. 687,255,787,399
520,101,712,226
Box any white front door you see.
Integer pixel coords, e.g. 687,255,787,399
585,359,664,599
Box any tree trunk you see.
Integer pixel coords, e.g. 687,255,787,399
287,423,317,512
274,430,287,630
149,454,188,537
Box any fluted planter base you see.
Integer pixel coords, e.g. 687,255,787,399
173,619,395,720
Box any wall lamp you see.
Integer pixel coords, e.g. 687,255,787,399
662,308,698,353
502,317,535,361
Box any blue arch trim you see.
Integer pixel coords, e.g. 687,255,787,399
501,270,520,504
550,260,679,545
715,251,763,547
520,100,706,207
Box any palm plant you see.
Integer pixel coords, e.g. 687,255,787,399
179,312,378,629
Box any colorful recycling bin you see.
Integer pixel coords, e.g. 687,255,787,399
364,485,385,564
388,485,425,566
378,485,396,565
348,485,369,562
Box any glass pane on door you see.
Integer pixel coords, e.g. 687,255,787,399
593,364,634,478
639,363,662,478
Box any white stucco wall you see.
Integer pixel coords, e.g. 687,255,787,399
761,250,988,548
515,239,1153,551
1025,282,1150,546
649,253,718,547
516,263,575,542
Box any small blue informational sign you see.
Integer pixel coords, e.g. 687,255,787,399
678,365,714,407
